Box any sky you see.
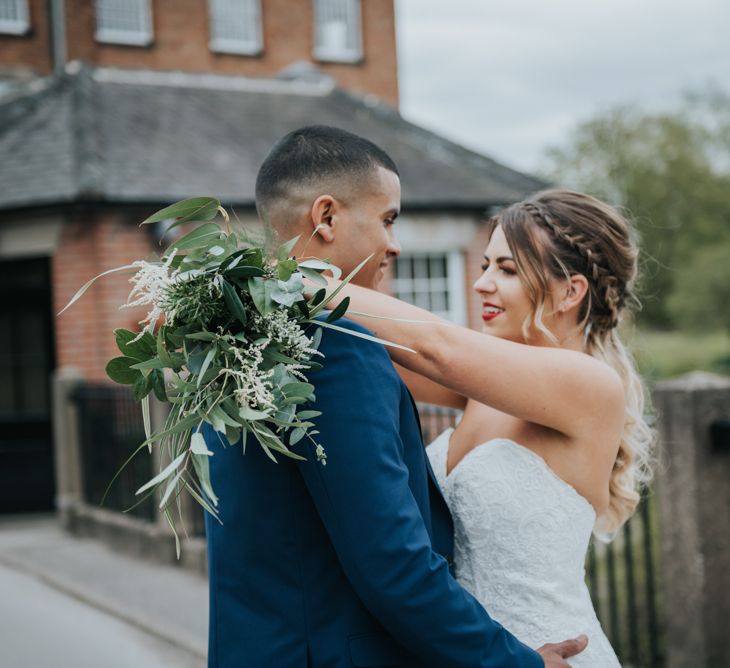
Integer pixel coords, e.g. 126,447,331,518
396,0,730,175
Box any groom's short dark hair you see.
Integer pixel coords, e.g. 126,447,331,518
255,125,399,222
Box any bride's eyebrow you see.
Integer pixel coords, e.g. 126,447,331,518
483,255,515,263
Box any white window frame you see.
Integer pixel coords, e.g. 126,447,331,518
313,0,362,63
0,0,30,35
391,251,466,325
208,0,263,55
95,0,153,46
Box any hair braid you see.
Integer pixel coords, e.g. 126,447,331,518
522,201,623,330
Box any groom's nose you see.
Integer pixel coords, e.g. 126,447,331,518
386,230,401,257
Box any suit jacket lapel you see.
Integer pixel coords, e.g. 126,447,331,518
404,387,450,508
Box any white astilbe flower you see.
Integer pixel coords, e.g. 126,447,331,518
254,309,319,361
122,252,179,340
222,339,276,412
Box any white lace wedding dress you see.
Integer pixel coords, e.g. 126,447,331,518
428,428,621,667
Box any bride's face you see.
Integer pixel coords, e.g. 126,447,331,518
473,225,534,343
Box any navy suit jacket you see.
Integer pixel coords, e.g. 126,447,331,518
204,317,542,668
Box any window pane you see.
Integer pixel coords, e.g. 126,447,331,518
430,291,447,312
429,255,447,278
95,0,152,44
391,252,460,322
209,0,262,53
313,0,362,61
413,257,428,280
0,0,29,34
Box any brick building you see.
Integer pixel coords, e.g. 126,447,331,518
0,0,545,516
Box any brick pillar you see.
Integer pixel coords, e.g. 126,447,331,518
653,372,730,667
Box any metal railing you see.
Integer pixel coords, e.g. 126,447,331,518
72,383,155,522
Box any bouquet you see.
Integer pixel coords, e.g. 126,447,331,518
60,197,402,553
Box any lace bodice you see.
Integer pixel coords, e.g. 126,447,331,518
428,428,620,667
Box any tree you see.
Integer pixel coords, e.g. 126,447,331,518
666,243,730,335
543,87,730,328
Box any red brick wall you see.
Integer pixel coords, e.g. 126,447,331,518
62,0,399,106
0,0,53,76
52,210,156,381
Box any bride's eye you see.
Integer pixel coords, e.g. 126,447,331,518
480,263,489,271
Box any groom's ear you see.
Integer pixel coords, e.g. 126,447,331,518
310,195,337,243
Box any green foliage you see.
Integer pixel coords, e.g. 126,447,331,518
666,243,730,333
630,328,730,381
61,198,413,554
544,86,730,329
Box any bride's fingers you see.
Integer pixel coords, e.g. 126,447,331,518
552,634,589,658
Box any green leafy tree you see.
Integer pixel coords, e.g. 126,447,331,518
543,87,730,327
666,243,730,335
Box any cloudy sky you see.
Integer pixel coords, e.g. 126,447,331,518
396,0,730,174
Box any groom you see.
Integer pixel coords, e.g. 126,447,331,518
203,125,587,667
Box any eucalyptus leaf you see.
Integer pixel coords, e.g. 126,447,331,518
277,235,300,261
132,372,153,401
239,405,271,420
159,469,185,509
114,328,156,361
226,266,265,279
190,432,213,455
197,345,217,388
220,279,247,326
289,427,306,445
141,197,220,227
165,222,222,253
106,357,141,385
136,452,186,496
130,357,167,371
298,259,342,280
326,296,350,323
299,267,328,287
192,452,219,506
277,259,299,282
281,382,315,398
297,410,322,420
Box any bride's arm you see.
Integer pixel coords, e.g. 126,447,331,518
393,363,467,410
330,284,624,438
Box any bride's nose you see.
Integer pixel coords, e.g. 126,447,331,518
473,272,496,294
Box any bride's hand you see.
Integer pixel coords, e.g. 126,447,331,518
537,635,588,667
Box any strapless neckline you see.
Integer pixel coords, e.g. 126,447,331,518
437,427,597,519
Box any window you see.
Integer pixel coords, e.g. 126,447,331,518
95,0,153,46
0,0,29,35
391,252,466,324
313,0,362,63
209,0,262,55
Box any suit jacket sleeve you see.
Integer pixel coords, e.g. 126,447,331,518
297,319,543,668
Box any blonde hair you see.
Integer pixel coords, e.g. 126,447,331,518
486,190,655,538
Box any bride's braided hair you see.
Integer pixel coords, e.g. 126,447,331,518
486,190,654,538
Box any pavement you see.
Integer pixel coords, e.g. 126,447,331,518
0,514,208,668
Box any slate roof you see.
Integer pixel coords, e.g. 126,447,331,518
0,63,546,212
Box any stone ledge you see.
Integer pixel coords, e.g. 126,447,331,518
64,503,207,576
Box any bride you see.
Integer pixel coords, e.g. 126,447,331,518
322,190,654,666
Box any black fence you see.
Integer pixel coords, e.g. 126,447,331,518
72,383,155,522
